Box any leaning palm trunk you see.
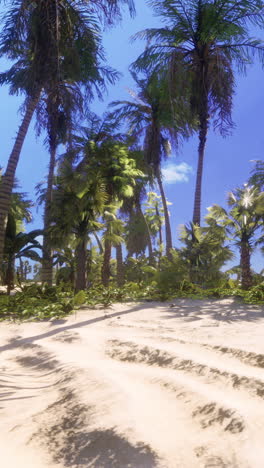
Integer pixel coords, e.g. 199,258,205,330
102,238,112,287
240,240,252,290
157,172,172,260
116,243,124,287
135,201,154,264
41,144,57,285
139,207,154,264
75,239,87,292
193,77,209,226
0,92,40,265
193,117,209,225
94,232,104,254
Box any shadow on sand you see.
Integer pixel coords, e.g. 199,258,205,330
1,300,263,355
162,299,264,324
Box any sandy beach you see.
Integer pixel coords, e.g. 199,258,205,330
1,298,264,467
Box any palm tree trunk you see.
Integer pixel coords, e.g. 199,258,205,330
240,240,252,290
193,113,209,226
116,244,124,287
94,232,104,254
75,239,87,292
157,172,172,260
135,201,154,264
41,144,57,285
19,258,24,282
139,207,154,264
0,92,40,266
6,255,15,295
193,64,210,227
102,238,111,287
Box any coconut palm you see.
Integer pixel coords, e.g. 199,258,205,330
40,27,119,285
119,149,157,264
0,0,135,267
50,157,107,291
63,112,145,285
207,185,264,289
109,72,193,259
133,0,264,225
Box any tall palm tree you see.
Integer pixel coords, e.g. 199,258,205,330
0,0,135,267
207,185,264,289
39,22,119,285
133,0,264,225
50,157,107,291
67,112,145,286
109,72,192,260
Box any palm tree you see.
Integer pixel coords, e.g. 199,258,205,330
4,218,42,294
133,0,264,225
109,72,192,259
101,209,124,286
207,185,264,289
40,27,119,285
0,0,135,267
50,157,107,291
249,160,264,190
65,112,144,286
116,243,125,287
179,221,233,287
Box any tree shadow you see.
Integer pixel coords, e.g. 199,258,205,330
1,300,263,356
33,384,159,468
163,299,264,324
0,302,159,353
0,347,66,406
15,350,60,371
62,428,158,467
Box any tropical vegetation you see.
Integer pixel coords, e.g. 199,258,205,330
0,0,264,319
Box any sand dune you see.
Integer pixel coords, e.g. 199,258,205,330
0,298,264,467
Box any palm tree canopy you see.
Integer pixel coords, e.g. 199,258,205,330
4,216,42,261
248,160,264,190
109,71,194,172
133,0,264,133
206,185,264,246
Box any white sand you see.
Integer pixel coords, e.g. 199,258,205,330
0,298,264,467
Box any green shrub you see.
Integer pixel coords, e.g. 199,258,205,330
244,283,264,303
0,285,75,321
74,290,86,306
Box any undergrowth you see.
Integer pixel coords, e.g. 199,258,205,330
0,281,263,322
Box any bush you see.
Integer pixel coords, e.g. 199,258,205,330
0,279,262,323
244,283,264,303
0,284,75,321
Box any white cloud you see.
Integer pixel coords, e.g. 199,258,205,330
161,162,193,184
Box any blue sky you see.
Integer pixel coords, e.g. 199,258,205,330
0,0,263,272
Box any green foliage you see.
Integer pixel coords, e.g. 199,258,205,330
244,284,264,303
179,222,233,287
85,285,128,307
0,284,74,321
248,160,264,190
133,0,264,135
124,256,156,283
74,290,86,306
154,255,188,292
0,278,263,323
